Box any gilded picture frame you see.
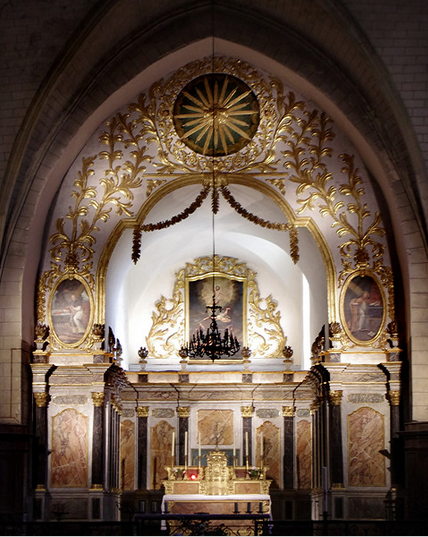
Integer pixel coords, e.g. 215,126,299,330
340,271,386,345
48,275,93,348
185,272,247,361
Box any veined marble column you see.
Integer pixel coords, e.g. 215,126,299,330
311,398,321,489
91,392,105,489
241,406,253,465
137,406,149,489
108,395,121,491
282,406,295,489
328,390,344,487
34,392,49,489
178,406,189,466
389,390,400,487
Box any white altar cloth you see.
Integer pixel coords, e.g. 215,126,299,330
161,493,271,516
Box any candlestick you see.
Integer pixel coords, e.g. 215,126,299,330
260,432,263,458
185,430,188,462
245,431,249,461
171,431,175,457
233,437,236,467
198,432,201,470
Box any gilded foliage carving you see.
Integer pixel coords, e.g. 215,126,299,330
38,55,394,349
273,80,388,284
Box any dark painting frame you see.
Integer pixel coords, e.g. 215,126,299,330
186,273,246,361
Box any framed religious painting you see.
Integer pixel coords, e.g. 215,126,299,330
340,271,386,345
48,275,93,348
185,273,247,361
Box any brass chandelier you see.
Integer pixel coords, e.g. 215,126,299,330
185,287,240,361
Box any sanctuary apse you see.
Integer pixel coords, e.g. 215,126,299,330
2,1,428,532
29,54,403,524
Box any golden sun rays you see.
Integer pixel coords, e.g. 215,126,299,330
173,74,260,156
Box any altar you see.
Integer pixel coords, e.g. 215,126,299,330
162,493,271,517
161,449,272,532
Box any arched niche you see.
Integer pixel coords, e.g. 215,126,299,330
103,181,330,371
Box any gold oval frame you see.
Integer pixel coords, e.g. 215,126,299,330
340,270,386,345
48,274,94,349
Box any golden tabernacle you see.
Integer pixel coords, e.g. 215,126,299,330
161,450,271,518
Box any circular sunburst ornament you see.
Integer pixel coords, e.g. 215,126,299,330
173,73,260,156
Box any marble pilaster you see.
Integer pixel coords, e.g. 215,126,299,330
328,390,344,488
91,392,105,489
177,406,189,466
282,406,294,489
34,392,49,489
137,406,149,489
241,406,253,465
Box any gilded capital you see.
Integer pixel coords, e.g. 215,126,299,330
282,406,295,417
111,395,122,414
241,406,254,418
34,392,49,407
137,406,149,418
389,391,400,406
310,400,320,413
329,390,343,406
177,406,190,418
92,392,105,407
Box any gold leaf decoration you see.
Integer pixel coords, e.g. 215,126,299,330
146,179,167,197
247,277,286,357
146,290,184,359
146,256,287,359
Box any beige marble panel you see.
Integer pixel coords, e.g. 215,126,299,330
296,419,312,489
198,410,233,445
51,409,88,487
348,407,386,486
256,421,280,488
120,419,135,490
173,482,199,494
235,482,262,494
151,420,174,489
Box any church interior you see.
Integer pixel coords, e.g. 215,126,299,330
1,1,428,534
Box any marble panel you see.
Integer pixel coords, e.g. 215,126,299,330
151,420,174,489
173,482,199,494
296,420,311,489
49,498,87,520
348,496,386,519
50,409,88,487
120,419,135,490
256,421,280,488
348,407,386,486
256,409,280,419
235,482,262,494
52,395,88,405
152,408,175,418
198,410,234,445
348,394,384,404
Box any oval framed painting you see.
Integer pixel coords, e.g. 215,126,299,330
340,272,386,344
48,275,93,347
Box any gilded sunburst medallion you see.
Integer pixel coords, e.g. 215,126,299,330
173,73,260,156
